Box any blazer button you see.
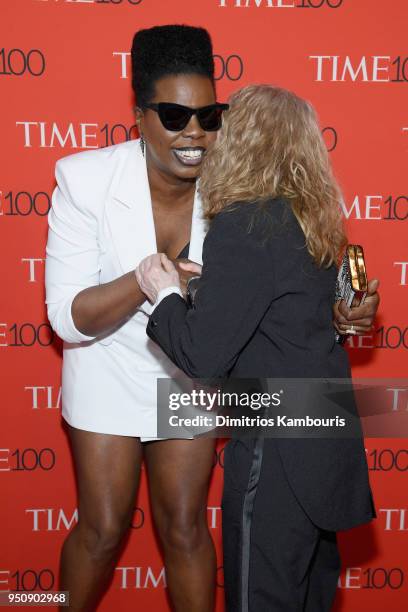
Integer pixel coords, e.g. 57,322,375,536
150,318,158,327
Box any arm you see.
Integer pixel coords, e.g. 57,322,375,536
45,160,146,342
71,259,201,338
145,211,275,378
71,273,145,339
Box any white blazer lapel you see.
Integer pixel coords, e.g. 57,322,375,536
106,140,157,274
106,140,208,274
188,186,208,266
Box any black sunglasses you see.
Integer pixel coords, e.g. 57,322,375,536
143,102,229,132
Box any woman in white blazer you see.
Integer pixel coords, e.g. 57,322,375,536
45,25,379,612
45,26,224,611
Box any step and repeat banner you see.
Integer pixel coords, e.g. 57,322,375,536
1,1,407,610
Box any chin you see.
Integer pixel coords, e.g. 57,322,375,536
174,165,201,181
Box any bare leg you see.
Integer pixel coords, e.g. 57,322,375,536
144,438,217,612
60,425,143,611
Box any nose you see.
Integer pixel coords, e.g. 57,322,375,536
182,113,206,139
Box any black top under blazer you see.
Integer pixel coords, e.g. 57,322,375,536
147,198,375,531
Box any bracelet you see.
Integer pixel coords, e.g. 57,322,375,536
186,275,201,308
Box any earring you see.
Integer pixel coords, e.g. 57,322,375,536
140,134,145,157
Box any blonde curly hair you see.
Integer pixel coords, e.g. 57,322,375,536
199,85,346,267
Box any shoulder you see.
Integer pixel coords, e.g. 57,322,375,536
204,198,307,272
55,139,139,181
209,197,301,244
54,140,142,214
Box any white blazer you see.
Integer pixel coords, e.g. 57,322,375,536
45,140,208,438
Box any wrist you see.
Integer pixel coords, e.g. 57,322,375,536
153,285,183,310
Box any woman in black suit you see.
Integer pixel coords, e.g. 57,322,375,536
136,85,376,611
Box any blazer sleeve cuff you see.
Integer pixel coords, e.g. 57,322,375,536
68,296,98,343
47,294,98,344
147,293,188,340
152,286,183,311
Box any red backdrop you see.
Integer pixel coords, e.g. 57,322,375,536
1,1,407,610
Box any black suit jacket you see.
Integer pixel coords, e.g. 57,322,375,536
147,198,375,531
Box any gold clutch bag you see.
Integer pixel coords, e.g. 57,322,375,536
335,245,368,343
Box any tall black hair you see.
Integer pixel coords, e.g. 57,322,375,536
131,24,215,108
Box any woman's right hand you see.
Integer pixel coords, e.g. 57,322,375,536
136,254,180,304
172,259,203,298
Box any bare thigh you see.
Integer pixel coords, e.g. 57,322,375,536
144,437,216,532
68,425,143,544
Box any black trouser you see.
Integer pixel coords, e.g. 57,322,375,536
222,438,341,611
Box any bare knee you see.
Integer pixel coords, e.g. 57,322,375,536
159,511,209,555
78,518,128,560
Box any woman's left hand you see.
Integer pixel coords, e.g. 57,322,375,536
136,253,180,304
333,278,380,336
